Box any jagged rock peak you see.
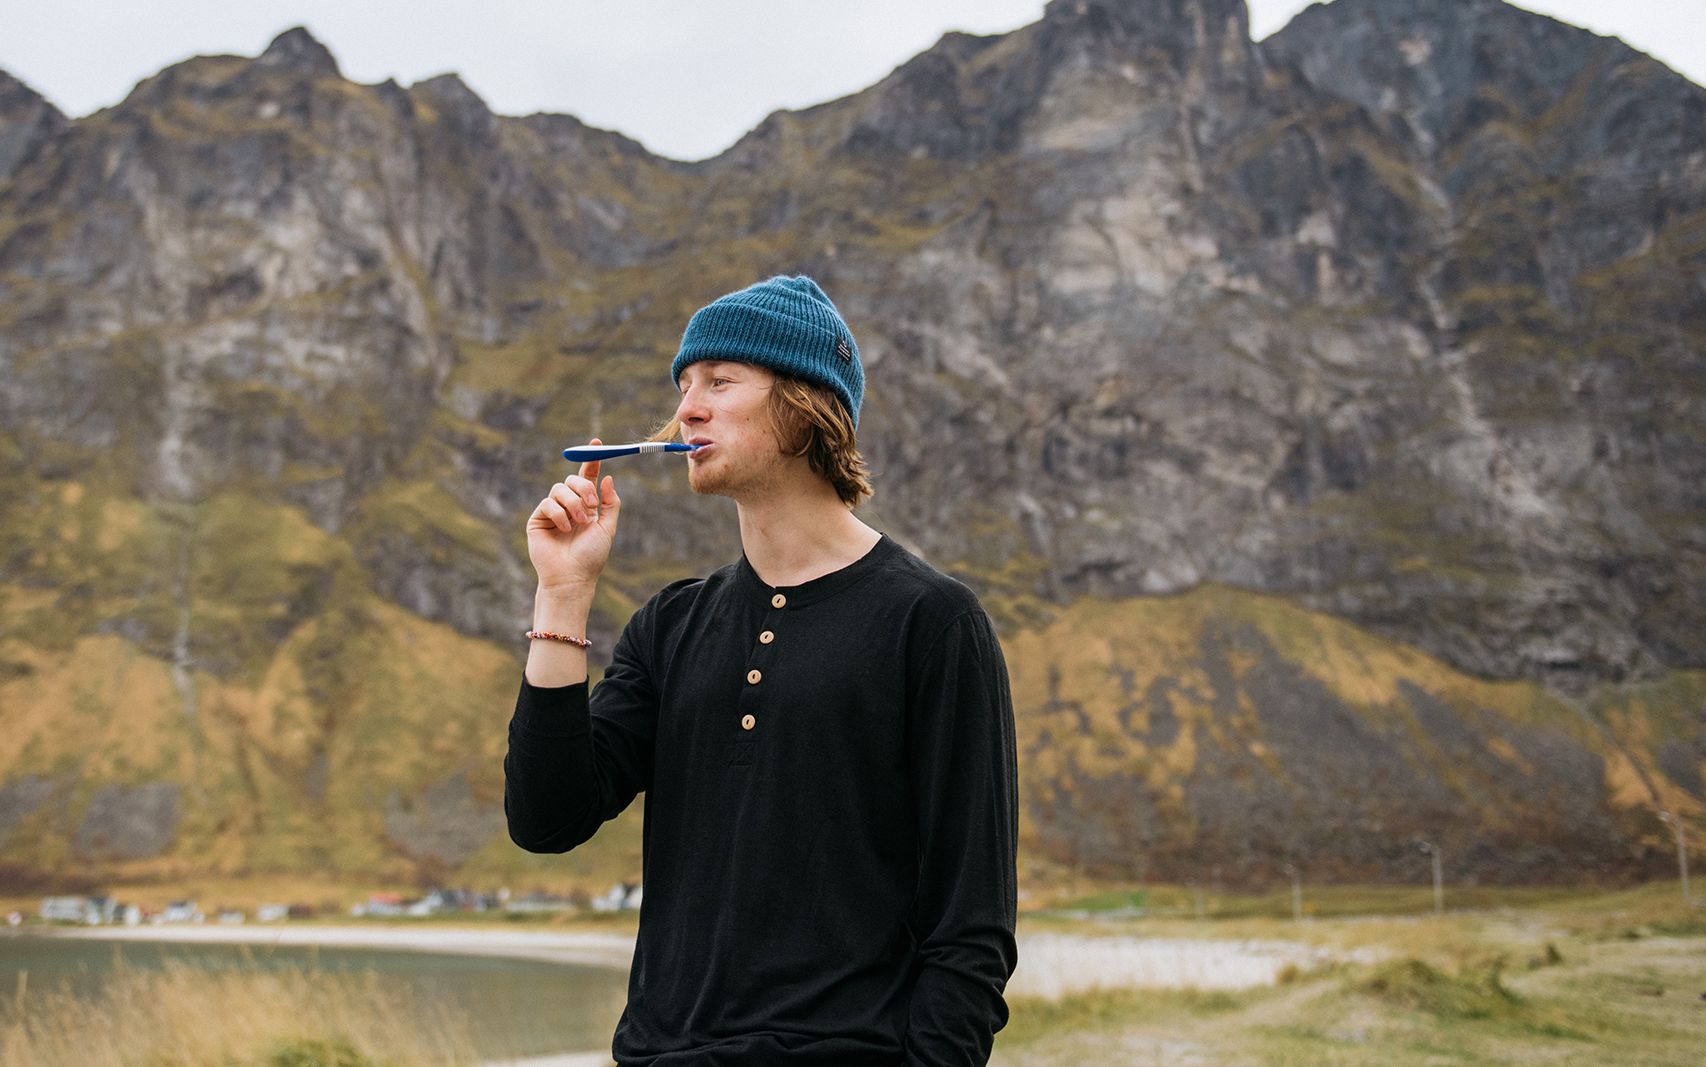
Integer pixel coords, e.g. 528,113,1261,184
514,110,661,161
0,68,60,116
411,72,488,111
1036,0,1260,84
0,69,68,182
1266,0,1696,151
409,72,497,138
1042,0,1252,39
256,26,341,79
0,68,48,110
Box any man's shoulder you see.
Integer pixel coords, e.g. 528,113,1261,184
872,536,987,621
641,561,740,614
619,561,738,634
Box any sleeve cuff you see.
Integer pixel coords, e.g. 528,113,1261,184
512,675,592,738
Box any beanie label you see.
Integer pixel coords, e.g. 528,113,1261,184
835,337,853,364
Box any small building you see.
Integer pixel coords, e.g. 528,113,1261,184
590,882,643,912
41,896,91,924
404,890,449,917
354,892,404,918
40,895,117,924
504,890,571,914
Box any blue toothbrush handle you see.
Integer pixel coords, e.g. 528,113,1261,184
562,442,699,461
563,444,640,461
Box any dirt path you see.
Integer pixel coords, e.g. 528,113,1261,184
991,932,1706,1066
990,977,1341,1067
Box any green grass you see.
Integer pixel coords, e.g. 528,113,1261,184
1353,957,1529,1022
1000,986,1258,1049
1041,880,1616,921
991,890,1706,1067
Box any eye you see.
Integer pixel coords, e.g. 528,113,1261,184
712,376,732,387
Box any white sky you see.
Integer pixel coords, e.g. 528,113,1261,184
1,1,1701,161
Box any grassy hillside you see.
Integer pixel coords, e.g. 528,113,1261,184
1,456,1698,892
1006,586,1704,884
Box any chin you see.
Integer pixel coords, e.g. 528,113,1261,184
687,469,728,497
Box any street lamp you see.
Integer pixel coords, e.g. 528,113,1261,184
1416,840,1444,914
1657,811,1692,905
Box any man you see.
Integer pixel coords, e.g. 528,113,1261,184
506,275,1019,1065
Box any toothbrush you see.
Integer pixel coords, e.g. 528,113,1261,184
562,442,703,462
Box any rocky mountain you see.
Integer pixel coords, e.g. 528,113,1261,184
0,0,1701,890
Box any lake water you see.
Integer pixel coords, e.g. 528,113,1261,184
0,933,630,1061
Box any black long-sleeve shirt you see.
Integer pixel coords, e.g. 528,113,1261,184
505,532,1018,1065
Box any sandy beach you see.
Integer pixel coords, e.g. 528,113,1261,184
44,923,1362,996
35,923,1375,1065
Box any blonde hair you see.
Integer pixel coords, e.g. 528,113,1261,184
648,374,873,507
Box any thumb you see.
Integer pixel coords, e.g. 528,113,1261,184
599,474,621,529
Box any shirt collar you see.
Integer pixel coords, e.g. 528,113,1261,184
735,533,896,609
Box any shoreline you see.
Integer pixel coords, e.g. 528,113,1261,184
14,924,628,1067
27,922,1377,997
25,922,638,971
19,923,1371,1063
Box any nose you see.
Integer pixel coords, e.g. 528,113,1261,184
674,381,710,426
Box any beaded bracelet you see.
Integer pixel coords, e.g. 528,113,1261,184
526,629,592,649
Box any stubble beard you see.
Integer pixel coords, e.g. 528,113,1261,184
687,445,787,502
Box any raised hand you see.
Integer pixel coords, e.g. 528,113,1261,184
526,437,623,596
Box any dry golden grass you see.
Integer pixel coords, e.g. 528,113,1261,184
0,954,479,1067
994,884,1706,1067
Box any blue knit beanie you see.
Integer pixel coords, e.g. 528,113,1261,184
671,275,865,429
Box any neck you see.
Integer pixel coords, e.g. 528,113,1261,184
734,475,880,587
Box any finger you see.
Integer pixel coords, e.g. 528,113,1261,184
599,475,621,535
539,498,570,531
554,481,597,517
560,486,599,526
577,437,602,489
548,485,578,522
529,497,569,532
562,474,595,493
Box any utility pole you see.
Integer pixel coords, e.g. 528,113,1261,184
1417,840,1444,914
1185,878,1205,920
1282,862,1302,922
1658,811,1692,905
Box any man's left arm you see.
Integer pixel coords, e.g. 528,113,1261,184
904,606,1020,1067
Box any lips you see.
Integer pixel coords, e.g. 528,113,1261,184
687,438,713,458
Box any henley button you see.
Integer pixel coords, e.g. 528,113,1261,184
741,714,756,730
771,593,787,609
759,630,775,644
746,668,763,684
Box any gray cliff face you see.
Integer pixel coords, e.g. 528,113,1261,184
0,72,67,182
1258,0,1706,678
761,0,1705,684
0,0,1701,691
2,1,1703,886
0,33,689,646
